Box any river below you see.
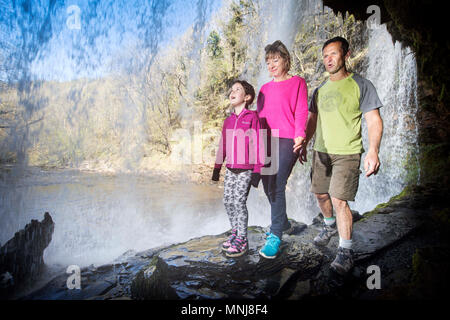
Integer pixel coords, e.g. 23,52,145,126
0,166,246,268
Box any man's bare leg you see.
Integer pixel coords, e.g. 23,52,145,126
313,193,338,246
331,197,352,240
314,193,333,218
330,197,354,274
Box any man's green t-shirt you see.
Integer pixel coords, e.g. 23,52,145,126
309,73,383,155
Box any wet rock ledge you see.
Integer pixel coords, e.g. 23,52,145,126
20,184,443,300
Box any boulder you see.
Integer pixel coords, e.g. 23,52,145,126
0,212,54,298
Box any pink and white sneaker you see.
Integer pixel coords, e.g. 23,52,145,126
226,236,248,257
222,229,237,251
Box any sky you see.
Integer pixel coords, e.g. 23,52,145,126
0,0,222,82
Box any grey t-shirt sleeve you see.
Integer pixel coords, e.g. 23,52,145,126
308,88,319,113
353,74,383,113
308,81,326,113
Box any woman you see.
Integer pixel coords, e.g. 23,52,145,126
257,40,308,259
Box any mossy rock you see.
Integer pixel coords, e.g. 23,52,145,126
362,186,412,220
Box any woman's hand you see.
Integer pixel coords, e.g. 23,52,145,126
293,136,305,154
298,146,307,165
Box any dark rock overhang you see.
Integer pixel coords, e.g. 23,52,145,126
322,0,445,50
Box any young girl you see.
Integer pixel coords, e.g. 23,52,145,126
212,80,263,257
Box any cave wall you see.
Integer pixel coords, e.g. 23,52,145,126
323,0,449,191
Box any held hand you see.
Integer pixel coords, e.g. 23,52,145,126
293,136,305,154
298,146,308,165
364,150,380,177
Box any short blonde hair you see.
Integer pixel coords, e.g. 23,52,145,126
265,40,291,72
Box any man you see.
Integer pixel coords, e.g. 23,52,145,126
295,37,383,275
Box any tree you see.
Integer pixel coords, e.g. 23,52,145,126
207,31,223,59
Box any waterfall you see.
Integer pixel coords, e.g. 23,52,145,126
356,24,419,213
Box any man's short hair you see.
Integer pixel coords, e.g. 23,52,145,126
322,37,350,56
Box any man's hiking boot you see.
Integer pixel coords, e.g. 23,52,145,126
330,247,354,275
313,222,338,246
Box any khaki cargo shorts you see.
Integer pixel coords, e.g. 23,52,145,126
310,150,362,201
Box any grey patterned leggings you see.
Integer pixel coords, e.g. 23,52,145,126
223,168,252,238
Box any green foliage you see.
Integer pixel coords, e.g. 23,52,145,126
419,142,450,185
207,31,223,59
291,11,368,94
195,0,256,128
402,150,420,185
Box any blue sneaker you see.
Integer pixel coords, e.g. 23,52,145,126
259,233,281,259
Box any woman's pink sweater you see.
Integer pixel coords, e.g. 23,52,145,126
256,75,308,139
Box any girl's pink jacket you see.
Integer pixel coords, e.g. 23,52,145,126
214,108,265,174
